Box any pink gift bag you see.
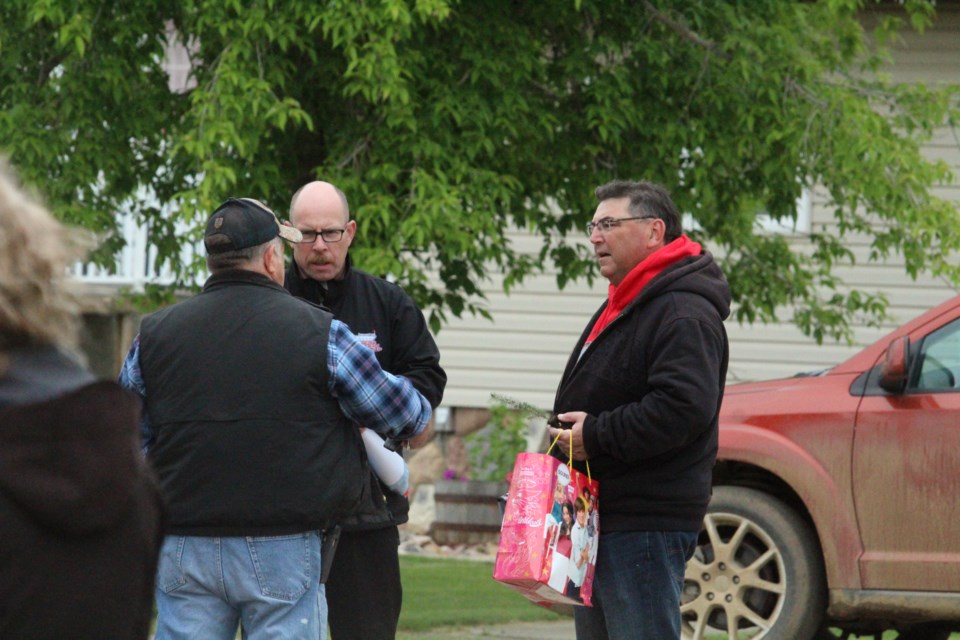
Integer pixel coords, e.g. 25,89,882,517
493,451,599,609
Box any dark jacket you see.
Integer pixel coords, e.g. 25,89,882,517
552,252,730,533
0,346,164,640
286,258,446,529
140,270,366,535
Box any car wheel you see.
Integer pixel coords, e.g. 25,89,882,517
681,486,826,640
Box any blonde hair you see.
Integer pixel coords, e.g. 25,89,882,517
0,159,85,354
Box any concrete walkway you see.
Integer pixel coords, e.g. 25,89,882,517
398,619,576,639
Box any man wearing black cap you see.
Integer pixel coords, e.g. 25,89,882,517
118,197,433,640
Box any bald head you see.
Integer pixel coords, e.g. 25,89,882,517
289,181,357,282
290,181,349,226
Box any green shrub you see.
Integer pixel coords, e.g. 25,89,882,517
465,402,529,483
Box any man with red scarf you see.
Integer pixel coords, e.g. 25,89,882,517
548,180,731,640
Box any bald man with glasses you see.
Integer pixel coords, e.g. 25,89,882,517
285,181,446,640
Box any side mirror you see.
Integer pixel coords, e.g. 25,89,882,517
878,336,910,394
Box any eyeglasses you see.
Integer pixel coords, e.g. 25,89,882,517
295,228,346,244
585,216,657,236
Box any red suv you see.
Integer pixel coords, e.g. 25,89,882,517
682,294,960,639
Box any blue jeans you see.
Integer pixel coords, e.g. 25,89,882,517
574,530,698,640
154,532,324,640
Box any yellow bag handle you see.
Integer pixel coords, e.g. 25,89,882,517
545,428,592,483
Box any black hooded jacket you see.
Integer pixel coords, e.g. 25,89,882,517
0,346,165,639
552,252,731,533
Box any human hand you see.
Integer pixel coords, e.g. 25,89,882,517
406,417,435,449
547,411,588,461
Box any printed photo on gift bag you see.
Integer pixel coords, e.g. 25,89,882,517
560,483,599,603
580,485,599,604
540,465,574,596
541,499,573,595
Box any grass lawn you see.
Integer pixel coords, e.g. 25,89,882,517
150,553,960,639
394,555,960,640
397,555,566,634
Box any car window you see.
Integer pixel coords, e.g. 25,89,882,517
909,318,960,392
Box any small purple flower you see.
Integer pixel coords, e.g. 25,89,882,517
443,468,470,481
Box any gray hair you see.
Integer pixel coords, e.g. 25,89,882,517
206,237,280,272
595,180,683,243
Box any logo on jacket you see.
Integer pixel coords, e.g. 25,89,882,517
356,331,382,353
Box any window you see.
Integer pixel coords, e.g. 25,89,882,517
911,319,960,392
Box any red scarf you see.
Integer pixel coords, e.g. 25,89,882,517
585,235,701,344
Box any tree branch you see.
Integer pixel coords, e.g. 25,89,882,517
641,1,730,60
336,135,371,170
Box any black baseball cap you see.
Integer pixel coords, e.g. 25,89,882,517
203,197,302,254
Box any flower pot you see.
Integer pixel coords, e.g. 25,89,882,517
431,479,509,546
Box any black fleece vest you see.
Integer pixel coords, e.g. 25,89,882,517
140,271,365,536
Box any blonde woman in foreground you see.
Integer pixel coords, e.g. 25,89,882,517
0,159,165,640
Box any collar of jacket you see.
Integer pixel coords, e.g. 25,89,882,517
0,345,94,410
579,252,712,356
203,269,288,294
286,256,353,309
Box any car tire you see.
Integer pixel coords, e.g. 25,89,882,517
681,485,827,640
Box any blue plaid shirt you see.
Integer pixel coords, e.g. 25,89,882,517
118,319,432,453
